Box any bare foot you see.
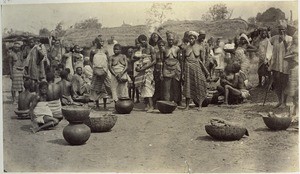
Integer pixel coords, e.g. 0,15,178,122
146,107,154,113
30,122,40,133
92,106,101,111
103,108,109,111
30,127,40,133
197,107,202,111
274,103,282,108
184,107,189,111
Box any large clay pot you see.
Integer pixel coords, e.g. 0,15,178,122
115,97,134,114
63,123,91,145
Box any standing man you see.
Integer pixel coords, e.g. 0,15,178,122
269,25,293,108
48,39,64,76
257,28,272,87
25,38,49,92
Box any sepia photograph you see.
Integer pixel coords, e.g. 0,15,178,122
1,0,299,172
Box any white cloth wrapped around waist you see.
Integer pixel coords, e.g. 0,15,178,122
33,101,53,124
33,101,53,117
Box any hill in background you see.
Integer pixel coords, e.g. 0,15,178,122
63,19,249,47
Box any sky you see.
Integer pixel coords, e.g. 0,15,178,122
1,0,298,34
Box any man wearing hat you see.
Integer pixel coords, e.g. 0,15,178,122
268,25,293,108
9,42,26,103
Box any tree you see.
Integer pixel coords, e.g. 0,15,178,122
146,2,174,31
247,17,256,24
53,21,66,38
74,18,102,29
39,28,51,37
201,13,212,21
256,7,286,22
202,3,233,21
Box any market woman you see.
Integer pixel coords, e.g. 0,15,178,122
162,32,182,105
135,34,156,112
183,31,208,110
9,42,26,103
149,32,164,108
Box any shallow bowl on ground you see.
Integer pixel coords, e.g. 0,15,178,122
156,101,177,114
73,95,91,103
84,113,118,132
14,110,30,119
62,106,91,123
262,117,292,130
205,125,247,141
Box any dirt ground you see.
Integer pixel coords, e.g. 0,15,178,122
2,77,299,172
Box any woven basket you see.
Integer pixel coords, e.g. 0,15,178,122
263,117,292,130
205,125,247,141
84,114,117,132
156,101,177,114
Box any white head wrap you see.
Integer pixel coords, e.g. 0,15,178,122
239,33,250,45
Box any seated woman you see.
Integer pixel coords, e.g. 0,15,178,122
29,81,59,133
15,80,34,118
222,63,250,105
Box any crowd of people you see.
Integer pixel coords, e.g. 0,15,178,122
8,24,298,133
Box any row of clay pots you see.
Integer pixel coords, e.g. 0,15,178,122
62,98,134,145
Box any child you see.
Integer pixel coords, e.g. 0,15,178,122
57,70,80,106
29,81,59,133
83,57,93,85
108,44,130,102
15,80,34,118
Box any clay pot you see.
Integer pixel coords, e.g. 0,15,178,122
205,125,248,141
156,101,177,114
84,113,118,132
263,117,292,130
115,97,134,114
62,106,91,123
63,123,91,145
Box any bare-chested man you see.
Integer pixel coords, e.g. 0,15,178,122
46,72,63,121
29,81,59,133
15,80,34,118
